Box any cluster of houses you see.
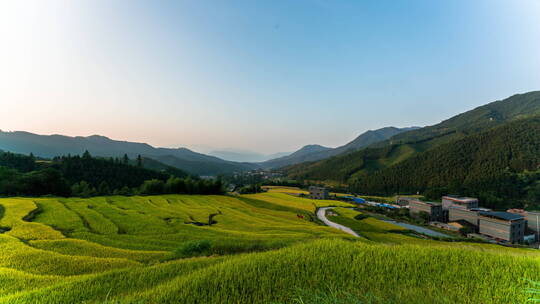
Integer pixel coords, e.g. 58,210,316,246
399,195,537,244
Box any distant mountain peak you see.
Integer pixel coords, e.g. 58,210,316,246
85,135,111,141
259,126,416,169
299,144,329,150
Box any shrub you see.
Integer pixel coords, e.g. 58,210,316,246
174,240,213,258
354,214,369,220
140,179,165,195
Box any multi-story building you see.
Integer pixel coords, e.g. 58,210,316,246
308,186,329,200
478,211,526,243
525,211,540,241
442,195,479,210
508,209,540,241
409,200,444,221
448,207,491,227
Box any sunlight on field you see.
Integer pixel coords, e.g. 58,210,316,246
0,194,538,303
262,186,309,195
243,192,353,212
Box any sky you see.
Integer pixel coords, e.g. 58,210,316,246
1,0,539,154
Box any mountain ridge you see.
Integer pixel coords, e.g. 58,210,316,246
0,131,257,175
350,115,540,209
259,126,418,169
286,91,540,186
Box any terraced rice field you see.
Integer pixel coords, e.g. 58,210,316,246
0,194,538,303
243,192,352,212
262,186,309,195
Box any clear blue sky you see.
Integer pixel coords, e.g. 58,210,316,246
1,0,539,153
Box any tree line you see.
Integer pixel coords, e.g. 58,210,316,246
0,151,223,197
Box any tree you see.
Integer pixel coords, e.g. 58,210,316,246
82,150,92,159
140,179,165,195
19,168,70,197
165,177,185,194
114,186,132,196
98,181,111,195
123,154,129,165
71,181,97,198
238,184,262,194
136,155,143,167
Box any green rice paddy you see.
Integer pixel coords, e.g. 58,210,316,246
0,193,538,303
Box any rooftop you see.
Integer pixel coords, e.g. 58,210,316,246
469,207,492,212
443,195,478,202
479,211,524,221
411,200,441,206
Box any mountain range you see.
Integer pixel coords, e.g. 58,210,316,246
286,91,540,195
258,127,419,169
0,132,257,176
0,127,416,176
1,91,539,183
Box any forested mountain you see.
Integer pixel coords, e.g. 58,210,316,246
0,151,222,197
0,132,257,175
287,91,540,184
136,156,190,177
259,144,332,169
375,90,540,147
150,154,257,176
260,127,417,169
350,116,540,210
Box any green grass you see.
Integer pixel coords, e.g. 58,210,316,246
0,194,538,303
328,207,422,244
243,192,354,212
117,240,540,304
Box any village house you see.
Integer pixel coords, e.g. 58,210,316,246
308,186,329,200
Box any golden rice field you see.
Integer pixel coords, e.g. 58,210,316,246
262,186,309,195
0,193,539,303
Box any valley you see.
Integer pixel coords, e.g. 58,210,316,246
2,2,539,303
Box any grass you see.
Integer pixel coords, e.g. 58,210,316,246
263,186,309,195
243,192,353,212
113,240,540,304
0,194,538,303
327,207,422,244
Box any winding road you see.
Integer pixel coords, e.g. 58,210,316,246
317,207,360,237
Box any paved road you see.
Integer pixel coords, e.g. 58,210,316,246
317,207,360,237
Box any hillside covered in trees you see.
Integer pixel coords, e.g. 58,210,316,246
352,117,540,209
286,92,540,210
0,151,223,197
287,91,540,183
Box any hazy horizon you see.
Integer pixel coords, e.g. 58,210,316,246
1,0,539,154
0,124,422,155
